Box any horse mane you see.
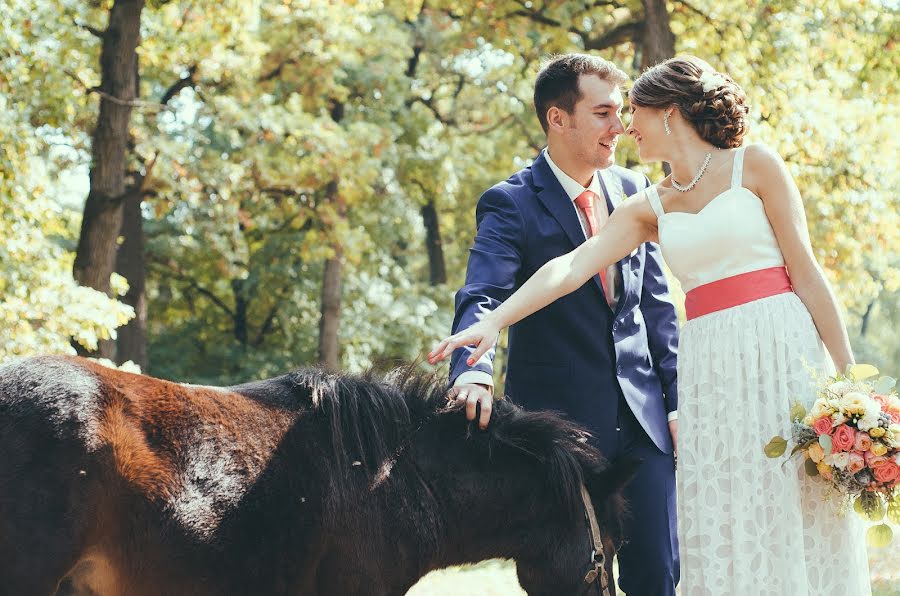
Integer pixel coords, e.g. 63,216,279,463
283,366,607,527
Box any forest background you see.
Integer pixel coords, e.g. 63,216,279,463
1,0,897,591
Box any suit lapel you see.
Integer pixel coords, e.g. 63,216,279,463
531,153,608,300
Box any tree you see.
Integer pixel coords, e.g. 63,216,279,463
72,0,145,360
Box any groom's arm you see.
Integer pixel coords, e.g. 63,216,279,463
449,186,525,387
640,242,679,419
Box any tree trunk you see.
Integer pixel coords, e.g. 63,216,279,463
640,0,675,177
420,200,447,285
232,279,249,346
640,0,676,70
317,101,346,371
318,252,343,371
72,0,145,359
114,186,148,368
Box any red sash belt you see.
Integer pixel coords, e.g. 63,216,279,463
685,266,793,321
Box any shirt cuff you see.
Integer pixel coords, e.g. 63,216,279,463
667,410,678,422
454,371,494,391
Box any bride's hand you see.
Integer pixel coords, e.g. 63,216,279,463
427,318,501,365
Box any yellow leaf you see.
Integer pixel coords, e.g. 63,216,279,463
847,363,879,380
764,436,788,458
866,523,893,548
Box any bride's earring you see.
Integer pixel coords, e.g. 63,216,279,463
663,110,672,136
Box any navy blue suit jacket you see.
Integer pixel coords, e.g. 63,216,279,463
450,152,679,455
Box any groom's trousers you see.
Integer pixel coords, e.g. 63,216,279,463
604,393,679,596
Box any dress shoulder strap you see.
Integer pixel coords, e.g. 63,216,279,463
645,185,666,219
731,145,748,188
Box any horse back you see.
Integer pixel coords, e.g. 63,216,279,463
0,355,302,539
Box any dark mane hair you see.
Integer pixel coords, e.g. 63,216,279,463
285,366,618,528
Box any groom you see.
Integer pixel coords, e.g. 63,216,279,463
448,54,680,594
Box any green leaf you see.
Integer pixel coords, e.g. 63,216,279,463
848,363,879,380
866,523,893,548
804,458,819,476
888,496,900,525
764,436,788,458
818,434,833,456
854,494,885,522
873,376,897,394
789,400,807,422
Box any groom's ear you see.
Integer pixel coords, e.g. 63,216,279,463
546,105,566,131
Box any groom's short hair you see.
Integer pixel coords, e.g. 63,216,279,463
534,54,628,134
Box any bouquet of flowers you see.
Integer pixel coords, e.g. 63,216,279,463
764,364,900,546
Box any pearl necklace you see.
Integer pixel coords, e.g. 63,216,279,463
672,152,712,193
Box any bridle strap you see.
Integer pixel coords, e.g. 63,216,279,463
579,483,611,596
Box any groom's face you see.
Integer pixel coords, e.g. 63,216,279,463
564,75,625,170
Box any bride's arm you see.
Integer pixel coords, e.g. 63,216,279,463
429,194,657,364
746,144,855,371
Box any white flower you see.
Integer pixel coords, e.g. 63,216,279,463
699,71,728,93
857,413,880,432
827,381,853,397
831,452,850,470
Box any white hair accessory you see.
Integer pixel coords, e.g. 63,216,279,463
699,71,728,93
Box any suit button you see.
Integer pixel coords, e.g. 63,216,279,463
612,322,618,331
616,365,623,375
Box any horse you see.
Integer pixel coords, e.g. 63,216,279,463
0,355,634,596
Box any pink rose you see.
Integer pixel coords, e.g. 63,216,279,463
865,452,888,467
831,424,856,452
873,461,900,484
813,417,833,435
890,410,900,424
874,394,889,408
847,452,866,474
854,432,873,452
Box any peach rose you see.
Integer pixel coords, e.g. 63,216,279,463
873,461,900,484
807,442,825,463
865,452,888,467
874,394,890,409
831,425,856,452
813,417,833,435
870,442,889,457
854,432,873,452
847,452,866,474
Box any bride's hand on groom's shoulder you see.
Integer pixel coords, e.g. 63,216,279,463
427,319,500,366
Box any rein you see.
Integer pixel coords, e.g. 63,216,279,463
579,483,611,596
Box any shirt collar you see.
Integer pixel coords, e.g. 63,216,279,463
543,148,605,203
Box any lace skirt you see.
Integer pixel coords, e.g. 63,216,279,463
676,292,871,595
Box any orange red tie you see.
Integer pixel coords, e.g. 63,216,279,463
574,189,608,293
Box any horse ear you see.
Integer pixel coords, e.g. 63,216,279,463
588,456,641,499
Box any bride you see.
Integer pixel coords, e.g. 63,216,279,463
428,56,871,595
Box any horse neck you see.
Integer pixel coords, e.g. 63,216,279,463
416,457,566,568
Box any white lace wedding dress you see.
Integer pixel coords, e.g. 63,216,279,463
645,146,871,595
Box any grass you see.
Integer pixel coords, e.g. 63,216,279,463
406,539,900,595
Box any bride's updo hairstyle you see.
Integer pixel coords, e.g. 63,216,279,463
629,55,750,148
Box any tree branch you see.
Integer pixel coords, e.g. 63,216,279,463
148,259,234,317
65,70,175,112
160,64,198,105
583,21,643,51
74,19,106,40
